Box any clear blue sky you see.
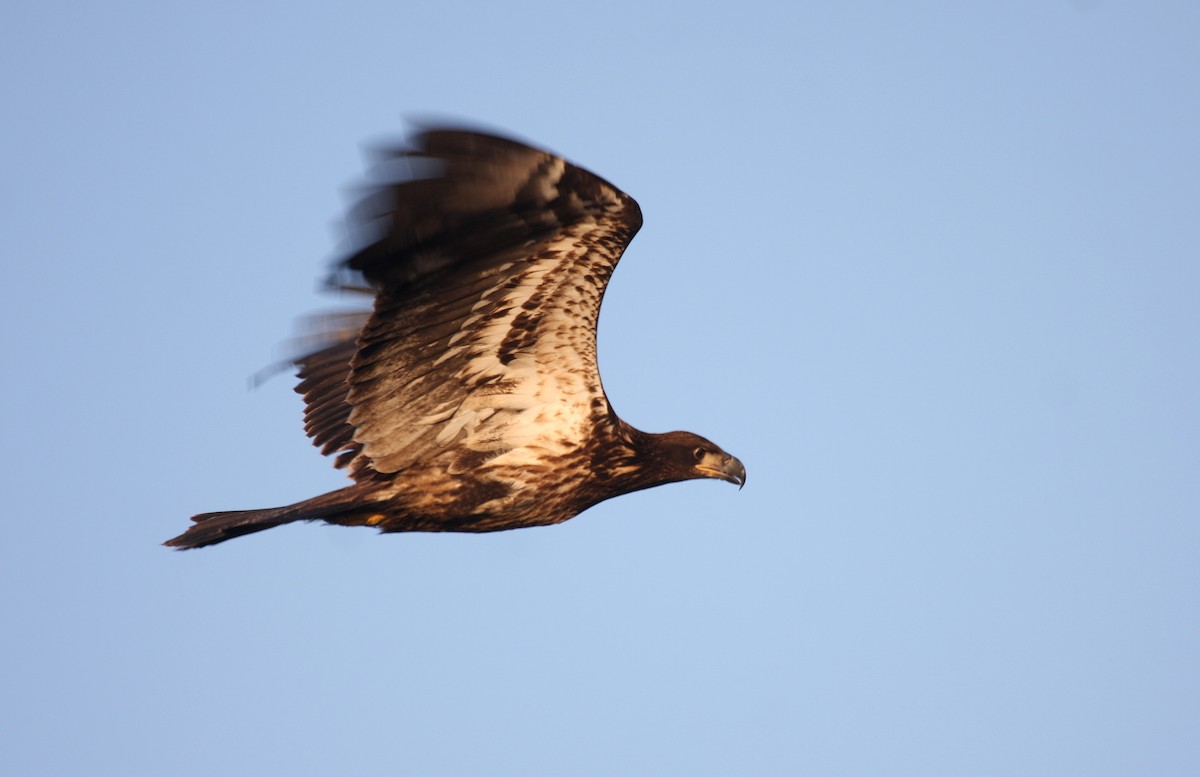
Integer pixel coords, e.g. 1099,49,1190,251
3,2,1197,775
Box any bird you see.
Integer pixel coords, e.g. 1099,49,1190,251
165,126,745,549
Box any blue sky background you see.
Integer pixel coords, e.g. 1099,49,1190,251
3,2,1198,775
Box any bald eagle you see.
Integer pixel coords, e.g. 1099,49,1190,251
165,128,744,549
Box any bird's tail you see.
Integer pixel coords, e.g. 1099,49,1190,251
163,487,383,550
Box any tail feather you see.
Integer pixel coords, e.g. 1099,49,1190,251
163,507,299,549
164,487,380,549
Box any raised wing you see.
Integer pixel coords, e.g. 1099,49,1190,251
295,128,643,480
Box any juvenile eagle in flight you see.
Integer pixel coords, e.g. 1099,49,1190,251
166,128,745,549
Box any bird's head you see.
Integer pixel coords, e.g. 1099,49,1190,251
642,430,746,489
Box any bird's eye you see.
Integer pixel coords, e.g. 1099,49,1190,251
693,447,706,461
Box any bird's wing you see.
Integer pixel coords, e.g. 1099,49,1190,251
295,128,643,479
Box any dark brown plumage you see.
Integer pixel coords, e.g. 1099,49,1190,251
165,127,744,550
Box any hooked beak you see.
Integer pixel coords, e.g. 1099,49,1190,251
698,452,747,489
